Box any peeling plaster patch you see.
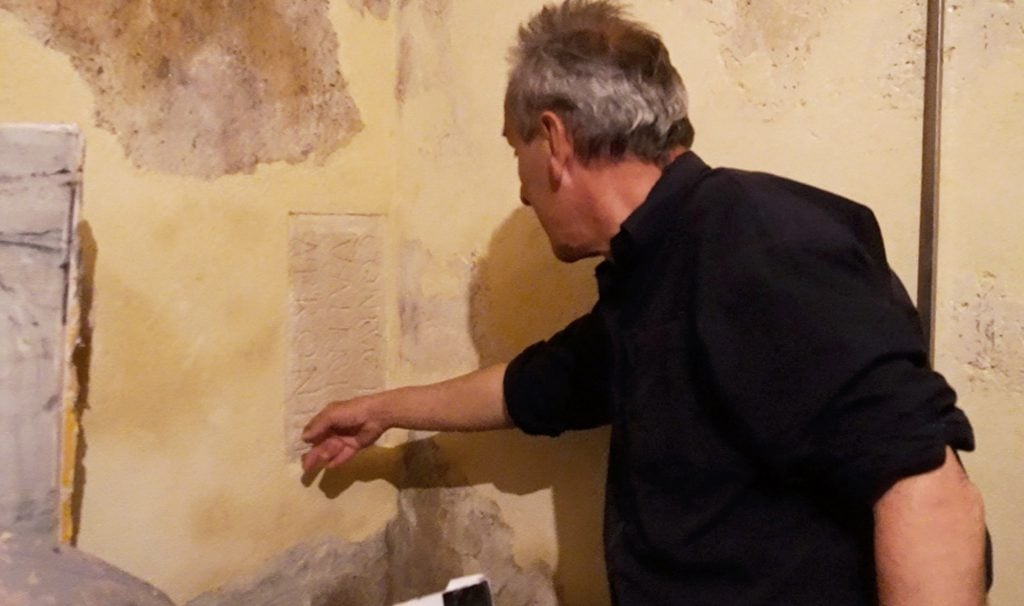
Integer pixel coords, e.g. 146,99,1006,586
0,0,362,179
946,0,1024,77
395,0,454,107
347,0,391,20
704,0,830,118
396,33,414,103
188,442,556,606
949,272,1024,393
398,241,478,375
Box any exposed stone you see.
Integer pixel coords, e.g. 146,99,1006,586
0,0,363,179
185,534,390,606
0,125,82,538
0,124,172,606
189,442,557,606
385,442,557,606
0,534,174,606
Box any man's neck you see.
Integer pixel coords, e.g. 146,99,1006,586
578,148,688,258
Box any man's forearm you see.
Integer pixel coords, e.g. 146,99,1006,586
874,447,987,606
374,363,513,432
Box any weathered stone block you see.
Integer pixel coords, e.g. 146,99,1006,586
0,124,82,537
1,123,174,605
286,214,387,456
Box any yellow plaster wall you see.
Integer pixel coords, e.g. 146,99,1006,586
4,1,1006,605
1,5,402,601
935,2,1024,604
386,2,930,604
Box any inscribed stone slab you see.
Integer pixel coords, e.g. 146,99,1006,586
286,213,386,456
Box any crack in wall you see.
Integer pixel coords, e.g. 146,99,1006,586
0,0,363,179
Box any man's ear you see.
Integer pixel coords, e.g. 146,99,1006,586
539,111,573,185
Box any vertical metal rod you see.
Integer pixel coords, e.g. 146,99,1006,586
918,0,945,362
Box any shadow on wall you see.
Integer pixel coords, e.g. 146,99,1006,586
465,207,611,605
311,208,611,605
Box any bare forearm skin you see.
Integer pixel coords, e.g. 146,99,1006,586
301,364,512,471
874,447,987,606
373,363,513,433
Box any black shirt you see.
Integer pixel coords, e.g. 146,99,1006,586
503,152,975,605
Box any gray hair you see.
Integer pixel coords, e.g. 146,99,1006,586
505,0,693,165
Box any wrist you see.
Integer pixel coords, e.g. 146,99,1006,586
366,389,398,432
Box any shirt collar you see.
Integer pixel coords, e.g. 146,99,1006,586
608,151,711,268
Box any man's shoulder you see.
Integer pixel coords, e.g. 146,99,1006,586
682,166,882,255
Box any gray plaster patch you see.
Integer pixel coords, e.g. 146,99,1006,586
186,534,390,606
0,533,174,606
948,272,1024,393
0,0,362,179
189,442,557,606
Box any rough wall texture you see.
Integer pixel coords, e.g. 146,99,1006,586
948,272,1024,393
702,0,925,120
188,442,557,606
0,0,362,178
937,2,1024,603
0,2,982,606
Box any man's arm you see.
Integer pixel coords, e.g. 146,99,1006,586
874,446,987,606
300,363,511,473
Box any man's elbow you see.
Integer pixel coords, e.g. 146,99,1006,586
874,447,988,606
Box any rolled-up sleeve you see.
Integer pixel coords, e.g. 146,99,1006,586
696,235,974,504
504,311,612,437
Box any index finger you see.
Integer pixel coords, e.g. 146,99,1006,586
302,405,334,443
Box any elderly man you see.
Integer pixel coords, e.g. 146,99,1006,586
302,1,988,604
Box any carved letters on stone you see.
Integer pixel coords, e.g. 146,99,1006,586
286,214,386,456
